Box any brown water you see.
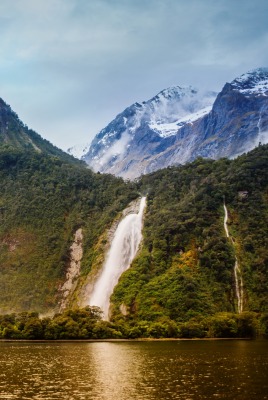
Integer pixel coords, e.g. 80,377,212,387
0,340,267,399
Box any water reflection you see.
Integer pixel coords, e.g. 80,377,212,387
0,340,267,399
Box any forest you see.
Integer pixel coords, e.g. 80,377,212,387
110,145,268,337
0,143,267,338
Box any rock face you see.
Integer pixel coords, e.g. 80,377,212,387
59,228,83,311
83,68,268,179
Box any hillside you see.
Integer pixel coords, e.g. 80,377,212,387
0,94,138,314
109,145,268,336
0,97,82,166
0,92,267,337
0,146,137,313
0,144,267,338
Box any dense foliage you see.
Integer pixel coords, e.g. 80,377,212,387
0,137,267,338
0,307,264,339
0,98,81,165
0,146,137,313
111,145,268,333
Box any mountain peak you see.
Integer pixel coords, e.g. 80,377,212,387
79,67,268,179
230,67,268,96
152,85,197,101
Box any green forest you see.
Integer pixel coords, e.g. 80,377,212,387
0,139,267,339
110,145,268,337
0,145,138,312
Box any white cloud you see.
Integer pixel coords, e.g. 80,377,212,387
0,0,267,149
92,131,132,171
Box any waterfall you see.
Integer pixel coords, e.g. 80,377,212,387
223,203,244,313
256,108,268,145
257,111,262,136
89,197,146,320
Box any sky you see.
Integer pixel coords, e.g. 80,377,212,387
0,0,268,151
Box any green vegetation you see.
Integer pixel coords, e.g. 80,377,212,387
0,308,264,339
0,118,267,339
0,146,138,313
110,145,268,335
0,97,82,165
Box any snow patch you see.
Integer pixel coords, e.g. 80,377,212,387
231,68,268,96
67,143,90,159
149,105,212,138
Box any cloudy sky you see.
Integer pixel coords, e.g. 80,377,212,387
0,0,268,151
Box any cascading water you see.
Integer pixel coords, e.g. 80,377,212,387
256,108,268,145
257,110,262,137
223,203,244,313
89,197,146,320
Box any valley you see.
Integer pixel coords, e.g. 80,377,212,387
0,69,267,339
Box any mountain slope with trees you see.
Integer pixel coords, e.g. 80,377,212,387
110,145,268,336
0,146,137,313
0,90,267,338
0,145,267,338
0,97,82,165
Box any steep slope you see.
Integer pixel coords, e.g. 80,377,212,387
82,87,216,178
0,97,82,165
83,68,268,179
0,147,137,313
110,145,268,333
0,143,267,337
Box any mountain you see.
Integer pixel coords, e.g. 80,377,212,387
0,78,267,339
82,86,216,179
0,146,137,314
1,143,267,339
110,144,268,335
0,95,138,313
82,68,268,179
0,97,82,165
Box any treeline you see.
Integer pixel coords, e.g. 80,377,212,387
0,141,267,331
0,307,267,339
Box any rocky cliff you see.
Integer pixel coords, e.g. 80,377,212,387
82,68,268,179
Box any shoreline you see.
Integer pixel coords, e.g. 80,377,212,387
0,337,256,343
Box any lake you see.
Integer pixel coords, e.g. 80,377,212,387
0,340,267,399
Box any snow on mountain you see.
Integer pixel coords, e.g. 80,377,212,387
145,86,216,132
67,143,90,159
80,68,268,179
82,87,216,173
230,67,268,96
149,105,213,138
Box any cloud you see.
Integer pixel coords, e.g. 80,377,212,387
92,131,132,171
0,0,267,149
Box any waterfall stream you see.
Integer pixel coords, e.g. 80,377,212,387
223,203,244,313
89,197,146,320
256,108,268,145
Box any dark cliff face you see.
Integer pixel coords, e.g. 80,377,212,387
84,69,268,179
196,78,268,160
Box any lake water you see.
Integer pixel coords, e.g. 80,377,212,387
0,340,267,399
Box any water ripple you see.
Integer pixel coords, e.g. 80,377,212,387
0,341,267,399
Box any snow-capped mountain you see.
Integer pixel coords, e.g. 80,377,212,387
82,68,268,179
82,87,216,178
